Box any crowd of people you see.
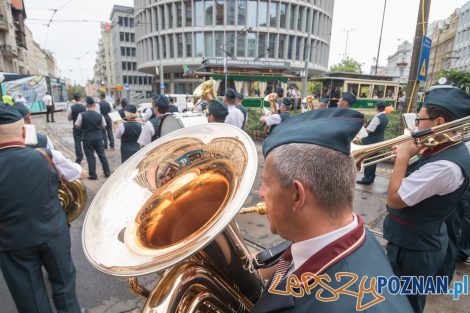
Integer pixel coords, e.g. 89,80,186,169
0,84,470,313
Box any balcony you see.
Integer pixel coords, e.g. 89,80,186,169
0,44,18,58
0,14,8,31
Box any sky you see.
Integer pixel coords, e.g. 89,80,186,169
23,0,470,85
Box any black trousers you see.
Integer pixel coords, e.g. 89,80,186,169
72,128,83,163
102,116,114,149
0,229,81,313
83,136,111,178
363,163,377,182
46,105,55,122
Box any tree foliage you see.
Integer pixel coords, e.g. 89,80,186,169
330,57,363,73
67,85,86,101
444,70,470,89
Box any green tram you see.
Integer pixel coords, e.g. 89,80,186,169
310,72,401,109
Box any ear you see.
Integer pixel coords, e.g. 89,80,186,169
436,116,446,126
21,126,26,139
291,180,306,213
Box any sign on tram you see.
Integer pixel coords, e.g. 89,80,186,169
417,36,432,81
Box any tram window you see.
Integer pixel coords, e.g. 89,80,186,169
385,86,396,99
347,83,359,97
359,85,370,98
372,85,385,98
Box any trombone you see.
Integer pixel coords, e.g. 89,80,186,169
352,115,470,171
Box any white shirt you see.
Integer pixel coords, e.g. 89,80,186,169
366,112,386,133
114,123,125,139
51,149,83,181
137,120,156,146
42,94,53,107
142,108,154,122
265,114,282,126
398,148,469,207
74,109,107,128
289,214,358,274
224,105,244,128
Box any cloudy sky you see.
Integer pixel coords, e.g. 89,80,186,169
23,0,470,85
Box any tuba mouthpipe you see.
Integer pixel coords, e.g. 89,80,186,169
128,277,151,300
239,203,267,215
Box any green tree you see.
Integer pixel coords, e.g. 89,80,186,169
444,70,470,89
307,81,322,95
330,57,363,73
67,85,86,101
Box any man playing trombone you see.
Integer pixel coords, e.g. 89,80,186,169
384,87,470,313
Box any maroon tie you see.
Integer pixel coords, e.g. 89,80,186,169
269,246,293,288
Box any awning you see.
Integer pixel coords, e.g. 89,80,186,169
212,75,289,82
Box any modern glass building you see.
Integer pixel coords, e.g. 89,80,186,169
134,0,333,95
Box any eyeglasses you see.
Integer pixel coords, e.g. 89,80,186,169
414,117,435,125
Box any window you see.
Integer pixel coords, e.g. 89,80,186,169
120,32,124,42
247,0,257,27
372,85,385,98
204,32,214,57
359,85,371,98
280,3,287,28
118,16,123,26
278,34,286,59
347,83,359,97
226,0,235,25
130,18,134,27
186,33,193,57
237,35,246,58
122,62,126,70
121,47,126,56
123,76,127,84
161,6,166,30
125,33,130,42
215,0,224,25
238,0,246,26
215,32,224,57
247,35,255,57
169,34,174,58
131,33,135,42
133,62,137,71
258,33,266,57
287,35,295,59
185,1,193,26
162,36,167,58
177,33,183,58
205,0,214,26
258,1,268,27
195,0,203,27
290,5,296,30
195,32,203,57
298,7,305,32
295,37,303,60
269,2,277,27
269,33,276,58
139,77,143,85
226,32,235,55
385,86,396,99
126,47,131,56
176,2,183,27
124,17,129,27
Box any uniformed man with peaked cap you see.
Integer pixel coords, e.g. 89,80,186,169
252,108,412,312
337,92,357,108
385,87,470,313
115,104,142,163
0,105,86,313
137,94,170,147
207,99,229,123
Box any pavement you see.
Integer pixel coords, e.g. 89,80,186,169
0,110,468,312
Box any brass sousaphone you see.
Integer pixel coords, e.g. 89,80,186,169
82,123,264,312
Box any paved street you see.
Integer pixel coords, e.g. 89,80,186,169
0,111,469,312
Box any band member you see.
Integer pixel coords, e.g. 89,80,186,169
13,102,54,149
223,89,244,128
337,92,357,108
252,108,412,312
168,97,179,113
75,97,111,180
357,101,389,185
275,87,284,107
259,98,292,134
0,105,87,313
99,93,115,150
207,100,229,123
236,93,248,129
384,88,470,313
118,98,128,119
137,95,170,147
318,97,329,108
67,93,86,163
115,104,142,163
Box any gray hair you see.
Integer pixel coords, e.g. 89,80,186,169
269,143,356,215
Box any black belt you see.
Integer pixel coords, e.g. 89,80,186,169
253,240,292,269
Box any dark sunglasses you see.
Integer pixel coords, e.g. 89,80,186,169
414,117,435,125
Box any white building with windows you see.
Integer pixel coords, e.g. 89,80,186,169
384,40,412,84
110,5,153,101
134,0,333,95
452,1,470,71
